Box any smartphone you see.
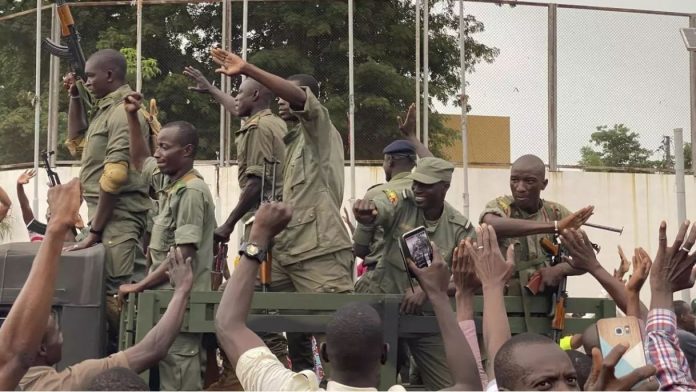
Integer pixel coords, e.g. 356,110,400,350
399,226,433,270
596,317,648,381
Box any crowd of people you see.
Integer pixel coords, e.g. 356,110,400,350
0,41,695,392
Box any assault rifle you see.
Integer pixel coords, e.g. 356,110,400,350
42,0,87,81
42,151,60,186
259,158,280,292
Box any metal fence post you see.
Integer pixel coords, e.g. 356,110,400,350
548,3,558,171
47,4,60,164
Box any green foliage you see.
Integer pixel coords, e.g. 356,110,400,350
579,124,653,168
119,48,161,82
0,0,498,163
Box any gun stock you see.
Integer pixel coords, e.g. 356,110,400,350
540,237,560,257
212,243,227,291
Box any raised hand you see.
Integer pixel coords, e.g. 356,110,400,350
397,103,417,140
561,228,601,272
584,346,655,391
17,169,37,185
211,47,246,77
452,239,480,295
352,199,378,225
651,221,696,294
47,178,81,231
168,247,193,292
124,92,143,114
466,224,514,288
625,248,651,294
248,202,293,243
183,66,214,94
63,72,78,96
614,245,631,282
558,206,594,231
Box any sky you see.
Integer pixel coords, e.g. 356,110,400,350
436,0,694,165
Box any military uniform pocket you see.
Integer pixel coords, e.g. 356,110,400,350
289,150,306,188
149,221,174,252
284,207,317,255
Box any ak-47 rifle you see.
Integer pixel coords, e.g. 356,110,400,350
42,150,79,236
42,0,87,81
212,242,228,291
258,158,280,292
42,151,60,186
540,236,567,343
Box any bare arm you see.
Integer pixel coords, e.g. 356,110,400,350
211,48,307,110
408,244,483,391
397,103,433,158
16,171,35,225
215,176,261,241
123,248,193,373
124,93,152,172
482,214,555,237
215,202,292,368
0,180,80,390
183,66,239,117
69,190,116,251
67,94,88,140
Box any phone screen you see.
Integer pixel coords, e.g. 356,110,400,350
402,227,433,269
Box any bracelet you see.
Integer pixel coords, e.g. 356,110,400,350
70,95,81,100
554,220,559,233
89,227,103,236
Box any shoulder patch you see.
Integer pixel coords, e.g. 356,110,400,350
495,197,512,216
383,189,399,205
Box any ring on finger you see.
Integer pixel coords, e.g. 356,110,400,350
477,246,484,250
681,246,691,252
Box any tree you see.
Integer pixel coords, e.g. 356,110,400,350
579,124,653,168
0,1,498,163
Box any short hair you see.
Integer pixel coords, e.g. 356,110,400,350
288,74,320,98
494,333,556,389
567,350,592,390
163,121,198,156
86,367,149,391
89,49,127,81
325,302,383,373
674,300,689,317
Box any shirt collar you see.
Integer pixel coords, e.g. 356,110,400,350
95,84,134,110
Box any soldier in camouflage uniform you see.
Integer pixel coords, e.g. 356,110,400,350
353,139,417,293
353,157,475,390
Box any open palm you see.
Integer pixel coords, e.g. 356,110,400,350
211,48,245,76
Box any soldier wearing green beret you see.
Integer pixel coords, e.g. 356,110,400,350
353,157,475,390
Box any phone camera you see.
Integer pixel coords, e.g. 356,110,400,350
614,327,624,336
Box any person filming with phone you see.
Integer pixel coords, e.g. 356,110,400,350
352,157,474,390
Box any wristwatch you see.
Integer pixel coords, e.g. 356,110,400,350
239,242,267,263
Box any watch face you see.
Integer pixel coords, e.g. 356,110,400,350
246,244,259,256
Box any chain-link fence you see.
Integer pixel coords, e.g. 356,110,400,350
0,1,693,172
461,1,692,171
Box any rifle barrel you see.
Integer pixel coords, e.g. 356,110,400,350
583,222,623,235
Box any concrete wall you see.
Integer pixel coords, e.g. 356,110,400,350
2,164,694,305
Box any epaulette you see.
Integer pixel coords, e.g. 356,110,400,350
366,183,383,191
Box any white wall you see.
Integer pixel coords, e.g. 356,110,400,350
2,164,694,304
